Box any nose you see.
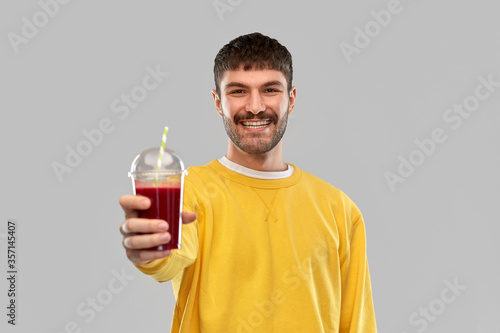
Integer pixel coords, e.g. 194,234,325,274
245,92,266,114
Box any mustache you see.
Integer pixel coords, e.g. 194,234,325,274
234,111,278,124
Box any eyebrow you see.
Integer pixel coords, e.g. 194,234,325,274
224,80,285,90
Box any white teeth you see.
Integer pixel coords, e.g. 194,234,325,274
242,120,271,128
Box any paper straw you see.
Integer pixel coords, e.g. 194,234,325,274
154,126,168,185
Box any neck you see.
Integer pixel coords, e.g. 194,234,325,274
226,141,287,172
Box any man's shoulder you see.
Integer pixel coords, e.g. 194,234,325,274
295,166,359,210
296,167,343,194
185,160,228,189
186,160,220,178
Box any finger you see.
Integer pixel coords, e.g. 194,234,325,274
123,232,171,250
119,195,151,219
126,249,172,266
121,218,168,235
120,221,131,235
182,211,197,224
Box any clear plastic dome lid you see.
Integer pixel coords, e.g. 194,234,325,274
128,147,185,178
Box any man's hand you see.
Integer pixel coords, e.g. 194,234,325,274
119,195,197,266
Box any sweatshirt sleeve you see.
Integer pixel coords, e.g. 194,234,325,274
339,214,377,332
134,220,198,282
135,177,200,282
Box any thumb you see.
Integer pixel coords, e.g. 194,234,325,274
181,211,197,224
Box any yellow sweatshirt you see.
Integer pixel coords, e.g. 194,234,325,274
136,160,377,332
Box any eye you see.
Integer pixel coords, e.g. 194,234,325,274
265,88,280,93
230,89,244,94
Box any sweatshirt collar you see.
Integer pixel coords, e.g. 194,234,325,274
208,159,302,189
218,156,294,180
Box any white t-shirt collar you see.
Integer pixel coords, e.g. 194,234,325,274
218,156,294,180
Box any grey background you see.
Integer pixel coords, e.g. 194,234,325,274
1,0,499,332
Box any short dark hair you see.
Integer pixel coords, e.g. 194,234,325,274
214,32,293,96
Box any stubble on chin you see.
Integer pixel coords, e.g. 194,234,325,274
221,111,288,155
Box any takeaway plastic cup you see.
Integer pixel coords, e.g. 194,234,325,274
128,147,186,251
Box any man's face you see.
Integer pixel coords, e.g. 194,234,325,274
213,66,296,155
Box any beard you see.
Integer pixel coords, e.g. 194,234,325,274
221,105,289,155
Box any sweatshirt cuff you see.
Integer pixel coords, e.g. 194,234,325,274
135,256,170,274
134,251,194,282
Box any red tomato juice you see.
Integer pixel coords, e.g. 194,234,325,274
136,185,181,250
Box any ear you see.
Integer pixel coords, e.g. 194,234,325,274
212,89,223,117
287,86,297,115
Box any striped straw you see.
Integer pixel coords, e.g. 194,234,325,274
154,126,169,185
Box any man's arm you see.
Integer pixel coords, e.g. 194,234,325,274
339,215,377,332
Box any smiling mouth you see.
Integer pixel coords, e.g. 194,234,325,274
241,120,272,129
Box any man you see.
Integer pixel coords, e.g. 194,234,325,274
119,32,377,332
